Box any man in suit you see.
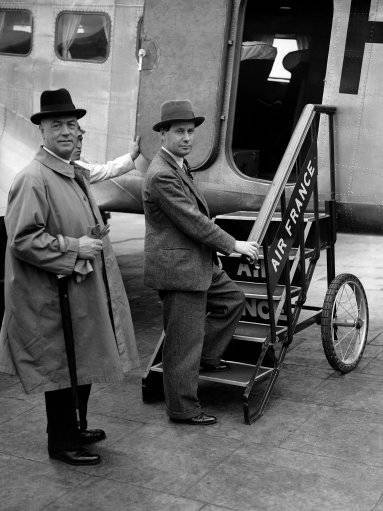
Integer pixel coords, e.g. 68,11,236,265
143,100,259,425
0,89,138,465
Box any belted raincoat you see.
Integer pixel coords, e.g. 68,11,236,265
0,148,139,393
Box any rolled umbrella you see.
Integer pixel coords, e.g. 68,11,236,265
56,274,86,430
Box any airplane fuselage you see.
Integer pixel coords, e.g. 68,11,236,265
1,0,383,232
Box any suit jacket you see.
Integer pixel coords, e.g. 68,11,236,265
0,147,138,393
143,149,235,291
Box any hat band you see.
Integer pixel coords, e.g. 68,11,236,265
161,110,196,122
41,103,77,113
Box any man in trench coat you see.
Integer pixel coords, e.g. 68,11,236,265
0,89,139,465
143,100,259,425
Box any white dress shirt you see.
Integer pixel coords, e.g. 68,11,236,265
75,153,135,183
42,146,135,184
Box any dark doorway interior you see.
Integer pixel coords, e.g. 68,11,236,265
231,0,333,180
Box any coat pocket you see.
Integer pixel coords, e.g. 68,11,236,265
156,248,192,274
7,311,40,353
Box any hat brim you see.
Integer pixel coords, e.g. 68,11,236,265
30,108,87,125
153,116,205,132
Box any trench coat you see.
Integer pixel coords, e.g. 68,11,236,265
0,148,139,393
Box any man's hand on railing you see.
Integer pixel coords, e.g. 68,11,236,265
233,240,259,261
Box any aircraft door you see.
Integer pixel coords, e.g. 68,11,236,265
137,0,233,167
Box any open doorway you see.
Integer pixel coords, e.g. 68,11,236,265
231,0,333,180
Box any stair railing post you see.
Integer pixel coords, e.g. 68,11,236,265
326,111,337,286
297,210,306,305
311,115,321,262
264,240,277,348
280,191,293,346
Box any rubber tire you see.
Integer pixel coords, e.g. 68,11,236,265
321,273,368,373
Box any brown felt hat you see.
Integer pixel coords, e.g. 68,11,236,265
31,88,86,125
153,100,205,132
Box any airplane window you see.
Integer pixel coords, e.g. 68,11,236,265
56,12,110,62
268,38,298,82
0,9,32,56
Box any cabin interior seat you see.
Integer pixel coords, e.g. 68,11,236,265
233,41,277,178
264,49,311,177
281,49,311,132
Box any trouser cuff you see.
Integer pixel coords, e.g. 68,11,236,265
166,405,202,420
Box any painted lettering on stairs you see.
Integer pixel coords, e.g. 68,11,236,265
268,143,317,290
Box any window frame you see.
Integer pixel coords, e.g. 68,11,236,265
0,8,33,58
54,10,111,64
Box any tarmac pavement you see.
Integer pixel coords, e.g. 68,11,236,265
1,212,383,511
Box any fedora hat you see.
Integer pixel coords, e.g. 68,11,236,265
153,100,205,132
30,88,86,125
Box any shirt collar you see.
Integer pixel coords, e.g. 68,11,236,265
42,146,71,164
161,146,184,169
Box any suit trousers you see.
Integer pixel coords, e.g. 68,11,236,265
159,266,245,419
45,384,91,452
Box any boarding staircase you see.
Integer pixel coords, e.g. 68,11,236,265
142,104,337,423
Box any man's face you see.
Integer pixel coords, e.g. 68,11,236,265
71,135,82,161
40,116,77,159
162,121,195,158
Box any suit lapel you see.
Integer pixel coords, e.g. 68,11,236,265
159,150,210,215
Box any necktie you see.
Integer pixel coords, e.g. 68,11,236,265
70,162,89,195
183,160,193,180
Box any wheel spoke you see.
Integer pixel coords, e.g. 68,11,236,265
341,285,358,316
344,285,358,315
337,284,346,306
342,330,358,361
336,300,356,321
333,327,356,347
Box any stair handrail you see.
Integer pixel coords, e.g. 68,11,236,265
248,104,336,245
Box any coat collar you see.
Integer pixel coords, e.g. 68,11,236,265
158,149,209,213
35,146,75,178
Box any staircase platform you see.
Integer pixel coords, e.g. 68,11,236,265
150,361,273,388
233,321,286,343
235,281,300,300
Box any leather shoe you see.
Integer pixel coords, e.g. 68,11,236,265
170,412,217,425
200,360,230,372
80,429,106,445
49,448,101,465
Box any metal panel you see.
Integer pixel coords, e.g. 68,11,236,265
137,0,232,166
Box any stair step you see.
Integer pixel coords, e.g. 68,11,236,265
233,321,286,343
235,281,300,300
150,361,273,388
